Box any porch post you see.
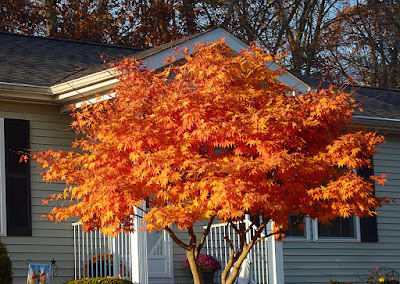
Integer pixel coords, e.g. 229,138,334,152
267,221,285,284
131,205,148,284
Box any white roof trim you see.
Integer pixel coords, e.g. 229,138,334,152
58,28,310,109
51,68,118,95
0,81,49,89
0,82,54,103
54,28,249,102
60,93,116,113
354,115,400,123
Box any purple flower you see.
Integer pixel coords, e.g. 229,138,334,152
184,254,221,272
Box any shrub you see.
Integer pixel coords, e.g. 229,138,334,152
65,277,133,284
0,238,12,284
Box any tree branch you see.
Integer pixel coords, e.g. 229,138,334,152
196,215,216,257
229,221,241,235
188,226,197,250
221,234,236,283
244,219,257,235
164,226,189,250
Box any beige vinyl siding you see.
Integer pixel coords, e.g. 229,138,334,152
282,133,400,284
0,101,75,284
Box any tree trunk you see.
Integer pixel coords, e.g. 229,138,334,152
96,0,109,31
45,0,57,37
70,0,78,10
186,249,204,284
182,0,196,35
221,245,250,284
222,0,239,28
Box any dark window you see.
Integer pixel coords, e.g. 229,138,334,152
318,216,356,238
286,214,306,238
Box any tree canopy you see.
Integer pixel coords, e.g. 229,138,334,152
0,0,193,47
324,0,400,88
32,40,387,284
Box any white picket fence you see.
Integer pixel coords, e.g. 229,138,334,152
204,220,268,283
72,222,133,280
73,219,284,284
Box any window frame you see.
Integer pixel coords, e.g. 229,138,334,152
284,217,311,242
313,216,361,242
0,118,6,236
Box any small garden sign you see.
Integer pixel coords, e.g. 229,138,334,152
27,263,51,284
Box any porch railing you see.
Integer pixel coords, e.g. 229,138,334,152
204,219,283,284
72,222,132,280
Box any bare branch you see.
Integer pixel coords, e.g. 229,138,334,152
196,215,216,257
164,227,190,250
229,221,241,235
244,219,257,235
188,226,197,250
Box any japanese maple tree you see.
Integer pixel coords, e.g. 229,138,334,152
32,40,387,284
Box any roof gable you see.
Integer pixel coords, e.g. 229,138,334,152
58,28,248,83
52,28,309,109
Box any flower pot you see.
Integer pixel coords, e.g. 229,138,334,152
202,271,216,284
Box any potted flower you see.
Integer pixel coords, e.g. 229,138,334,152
359,266,400,284
379,279,399,284
184,254,221,284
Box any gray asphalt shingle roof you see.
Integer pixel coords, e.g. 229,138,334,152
293,73,400,120
0,32,142,87
1,32,399,123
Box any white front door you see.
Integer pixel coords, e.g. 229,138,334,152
147,230,173,281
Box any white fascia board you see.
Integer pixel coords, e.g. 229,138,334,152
140,28,310,94
56,78,119,101
60,93,116,113
277,72,311,93
52,29,240,101
138,28,249,71
353,115,400,133
354,115,400,123
0,81,49,90
0,82,54,103
51,68,118,96
264,63,311,92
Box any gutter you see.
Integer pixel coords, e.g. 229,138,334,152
0,81,50,93
0,82,55,104
353,115,400,133
354,115,400,123
51,68,118,98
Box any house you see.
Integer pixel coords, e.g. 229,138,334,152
0,27,399,284
278,74,400,283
